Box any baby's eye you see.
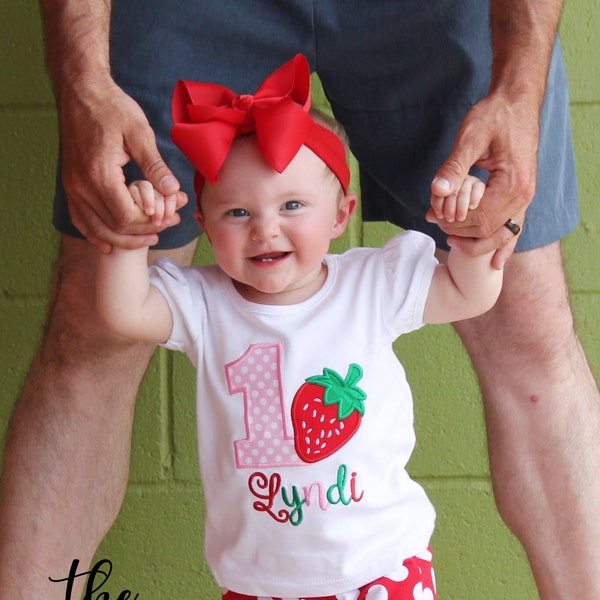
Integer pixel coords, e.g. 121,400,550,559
227,208,249,217
283,200,302,211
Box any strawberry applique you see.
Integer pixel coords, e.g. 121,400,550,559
291,364,366,463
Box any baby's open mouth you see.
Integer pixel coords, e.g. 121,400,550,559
250,252,290,263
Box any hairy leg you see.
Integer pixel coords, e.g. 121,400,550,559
452,242,600,598
0,235,197,599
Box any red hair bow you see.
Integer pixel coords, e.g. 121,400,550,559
171,54,350,197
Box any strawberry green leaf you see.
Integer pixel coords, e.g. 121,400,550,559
306,363,366,420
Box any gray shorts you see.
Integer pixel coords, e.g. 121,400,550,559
52,0,579,250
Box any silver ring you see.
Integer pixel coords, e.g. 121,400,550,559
504,218,521,236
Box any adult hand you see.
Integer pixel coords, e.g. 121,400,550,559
427,90,538,268
58,76,188,253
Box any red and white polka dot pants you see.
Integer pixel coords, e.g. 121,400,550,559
222,548,437,600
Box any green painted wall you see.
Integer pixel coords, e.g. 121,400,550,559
1,2,598,598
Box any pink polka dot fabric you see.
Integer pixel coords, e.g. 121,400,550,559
226,344,301,468
222,548,437,600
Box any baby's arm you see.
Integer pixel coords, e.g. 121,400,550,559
96,182,174,343
97,246,173,343
424,177,503,324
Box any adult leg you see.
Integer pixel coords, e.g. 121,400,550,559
315,2,591,595
0,235,197,599
3,4,311,596
452,242,600,598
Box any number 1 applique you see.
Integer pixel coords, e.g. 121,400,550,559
225,343,301,468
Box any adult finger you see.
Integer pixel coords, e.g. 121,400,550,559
125,123,180,197
70,199,160,252
430,118,489,215
447,208,525,263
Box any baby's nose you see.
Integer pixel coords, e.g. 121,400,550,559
250,215,280,241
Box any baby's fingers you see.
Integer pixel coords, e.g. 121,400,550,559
455,185,472,222
162,193,179,222
431,193,459,222
129,180,158,216
430,193,446,221
469,178,486,211
455,177,486,221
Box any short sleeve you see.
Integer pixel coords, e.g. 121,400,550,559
380,231,438,335
148,257,204,357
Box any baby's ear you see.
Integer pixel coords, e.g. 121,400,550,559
331,194,358,239
195,210,211,243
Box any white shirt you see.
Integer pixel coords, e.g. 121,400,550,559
149,230,438,597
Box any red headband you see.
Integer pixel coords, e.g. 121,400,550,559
171,54,350,203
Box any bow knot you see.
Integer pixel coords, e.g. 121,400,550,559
171,54,350,198
232,94,255,112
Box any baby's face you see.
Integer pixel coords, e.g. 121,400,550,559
196,137,353,305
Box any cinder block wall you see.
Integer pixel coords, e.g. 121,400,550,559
1,2,598,598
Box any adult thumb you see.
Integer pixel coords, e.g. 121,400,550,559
431,153,472,199
144,156,180,196
431,114,490,199
128,129,180,196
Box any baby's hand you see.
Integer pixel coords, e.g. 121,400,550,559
128,180,181,227
429,174,485,223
